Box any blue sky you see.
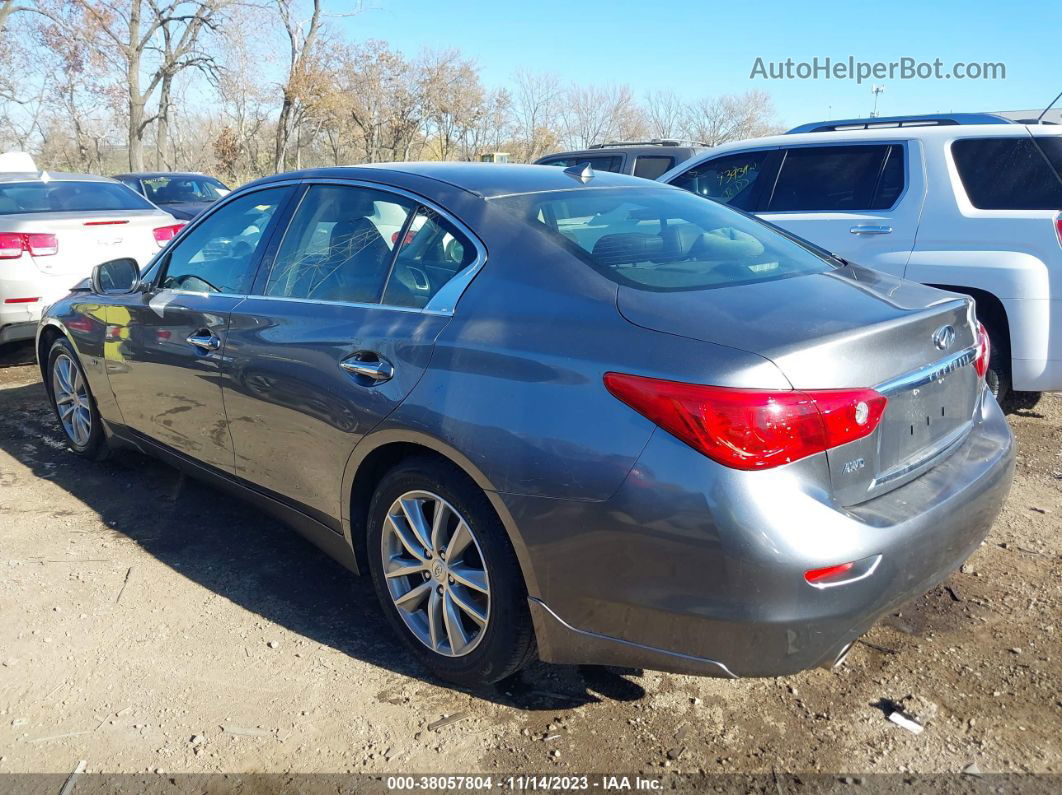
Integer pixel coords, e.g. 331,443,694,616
340,0,1061,127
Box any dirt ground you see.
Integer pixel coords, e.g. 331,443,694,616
1,339,1060,780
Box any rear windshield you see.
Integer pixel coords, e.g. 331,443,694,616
0,181,154,215
142,175,228,203
492,186,834,291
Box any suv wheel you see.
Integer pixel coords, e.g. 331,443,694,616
366,457,535,686
46,338,109,460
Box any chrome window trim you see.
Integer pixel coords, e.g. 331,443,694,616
273,177,489,316
236,292,448,317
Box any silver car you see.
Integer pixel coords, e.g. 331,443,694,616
1,162,181,344
38,163,1013,687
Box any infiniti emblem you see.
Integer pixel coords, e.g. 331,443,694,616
932,324,956,351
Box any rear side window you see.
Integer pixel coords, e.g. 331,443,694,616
766,144,904,211
632,156,675,180
381,207,478,309
0,181,155,215
538,155,624,173
952,137,1062,210
669,151,771,211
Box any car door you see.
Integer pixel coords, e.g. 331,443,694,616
104,185,294,471
223,181,483,519
755,142,923,277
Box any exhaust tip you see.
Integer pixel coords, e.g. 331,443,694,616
819,641,855,671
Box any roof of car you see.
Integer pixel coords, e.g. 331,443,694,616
536,145,708,161
0,171,120,184
112,171,212,179
247,161,674,199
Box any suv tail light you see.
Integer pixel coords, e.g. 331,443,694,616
974,321,991,379
0,232,58,258
604,373,887,471
1055,212,1062,247
153,223,185,246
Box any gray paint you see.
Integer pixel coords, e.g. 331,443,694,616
37,163,1014,679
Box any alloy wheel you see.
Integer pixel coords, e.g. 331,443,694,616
52,353,92,447
380,490,490,657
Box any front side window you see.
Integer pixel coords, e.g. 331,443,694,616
669,151,770,210
0,180,155,215
381,207,478,309
160,188,289,294
952,137,1062,210
494,186,833,292
263,184,415,304
766,144,904,211
539,155,624,173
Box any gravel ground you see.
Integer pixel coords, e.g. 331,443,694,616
0,339,1060,779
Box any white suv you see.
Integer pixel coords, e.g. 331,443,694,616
658,115,1062,403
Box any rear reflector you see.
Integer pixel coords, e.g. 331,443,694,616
4,297,40,304
153,223,185,245
974,321,990,379
1056,213,1062,247
804,562,855,584
0,232,58,258
604,373,887,470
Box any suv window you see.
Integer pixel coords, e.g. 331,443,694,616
263,184,415,304
952,137,1062,210
766,144,904,211
381,206,478,309
160,188,289,294
669,151,771,211
633,155,676,180
539,155,624,173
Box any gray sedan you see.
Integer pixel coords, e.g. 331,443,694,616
36,163,1013,687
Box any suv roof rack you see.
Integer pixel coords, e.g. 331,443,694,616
786,113,1016,134
588,139,708,149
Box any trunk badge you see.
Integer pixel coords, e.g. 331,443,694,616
933,325,956,351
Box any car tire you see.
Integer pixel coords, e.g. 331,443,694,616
366,456,536,687
46,337,110,461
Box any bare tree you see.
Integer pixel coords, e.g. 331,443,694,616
558,82,646,150
644,89,687,140
683,89,780,146
510,69,562,162
34,1,226,171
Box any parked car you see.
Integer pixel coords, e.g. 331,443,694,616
113,171,230,220
535,140,708,180
0,154,183,346
657,113,1062,404
38,163,1013,686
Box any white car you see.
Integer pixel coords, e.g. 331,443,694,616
658,114,1062,402
0,153,182,345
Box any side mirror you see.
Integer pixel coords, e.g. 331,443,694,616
91,257,140,294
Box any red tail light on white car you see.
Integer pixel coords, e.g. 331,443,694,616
604,373,888,471
0,232,58,258
153,223,185,246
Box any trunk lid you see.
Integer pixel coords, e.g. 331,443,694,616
617,265,982,504
15,209,173,277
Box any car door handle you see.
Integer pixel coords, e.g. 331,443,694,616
849,224,893,235
186,331,221,351
340,356,394,383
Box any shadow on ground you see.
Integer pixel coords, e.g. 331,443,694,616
0,378,646,710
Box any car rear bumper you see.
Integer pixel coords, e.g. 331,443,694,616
507,388,1013,677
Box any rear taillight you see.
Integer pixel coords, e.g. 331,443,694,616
974,321,991,379
1055,213,1062,247
153,223,185,246
0,232,58,258
604,373,887,471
